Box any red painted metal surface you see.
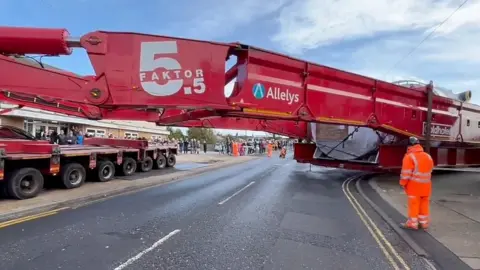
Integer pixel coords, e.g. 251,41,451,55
0,26,474,141
156,107,308,138
84,137,149,149
293,143,316,162
0,27,72,55
293,141,480,171
174,116,308,138
0,139,55,154
84,138,177,159
294,143,380,171
2,26,480,171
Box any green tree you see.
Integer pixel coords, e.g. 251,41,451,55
187,128,216,144
167,127,185,140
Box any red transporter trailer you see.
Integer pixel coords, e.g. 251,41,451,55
83,137,177,172
0,126,177,200
1,26,480,174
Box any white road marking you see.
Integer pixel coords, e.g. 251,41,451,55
343,178,409,270
113,229,180,270
218,181,255,205
423,258,438,270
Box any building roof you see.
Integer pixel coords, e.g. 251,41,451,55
0,104,169,135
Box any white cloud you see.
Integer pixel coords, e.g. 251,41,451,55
271,0,480,104
180,0,287,40
272,0,479,54
347,26,480,101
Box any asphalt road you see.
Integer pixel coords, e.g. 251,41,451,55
0,155,431,270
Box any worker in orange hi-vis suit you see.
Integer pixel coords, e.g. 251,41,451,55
400,136,434,230
233,142,239,157
267,142,273,157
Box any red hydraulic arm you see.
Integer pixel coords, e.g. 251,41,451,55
156,108,308,138
170,116,308,139
0,26,472,141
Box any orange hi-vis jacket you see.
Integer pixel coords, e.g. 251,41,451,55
400,144,434,197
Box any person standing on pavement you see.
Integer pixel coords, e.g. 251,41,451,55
65,130,76,145
76,131,84,145
183,139,189,154
400,136,434,230
203,140,207,154
267,141,273,157
57,130,67,145
49,130,58,144
226,138,231,155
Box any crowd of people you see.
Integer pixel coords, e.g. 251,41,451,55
35,127,85,145
36,126,177,146
169,137,292,157
35,127,291,158
177,139,208,154
217,138,290,156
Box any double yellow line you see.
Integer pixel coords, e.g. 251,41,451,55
0,207,69,229
342,177,410,270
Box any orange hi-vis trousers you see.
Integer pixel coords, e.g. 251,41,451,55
407,195,430,228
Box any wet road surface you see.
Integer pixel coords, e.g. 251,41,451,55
0,156,431,269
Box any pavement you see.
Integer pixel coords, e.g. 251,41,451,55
0,156,433,270
370,172,480,270
0,153,256,221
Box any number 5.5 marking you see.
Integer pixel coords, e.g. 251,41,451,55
140,41,183,97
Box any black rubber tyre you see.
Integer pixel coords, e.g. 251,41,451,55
153,154,166,169
6,168,44,200
96,160,116,182
140,156,153,172
60,162,86,189
120,157,137,176
166,154,176,167
0,183,9,198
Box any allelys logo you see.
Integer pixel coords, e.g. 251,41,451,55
139,41,206,96
252,83,300,105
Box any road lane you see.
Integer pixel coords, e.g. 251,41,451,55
0,157,275,270
114,229,181,270
217,181,255,205
0,156,429,269
127,160,396,270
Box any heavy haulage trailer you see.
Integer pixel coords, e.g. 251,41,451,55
0,25,479,194
0,126,177,199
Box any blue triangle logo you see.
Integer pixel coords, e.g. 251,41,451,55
252,83,265,99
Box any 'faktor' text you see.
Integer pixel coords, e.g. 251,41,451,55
140,69,204,82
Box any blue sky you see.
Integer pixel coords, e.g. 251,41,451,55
2,0,479,135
